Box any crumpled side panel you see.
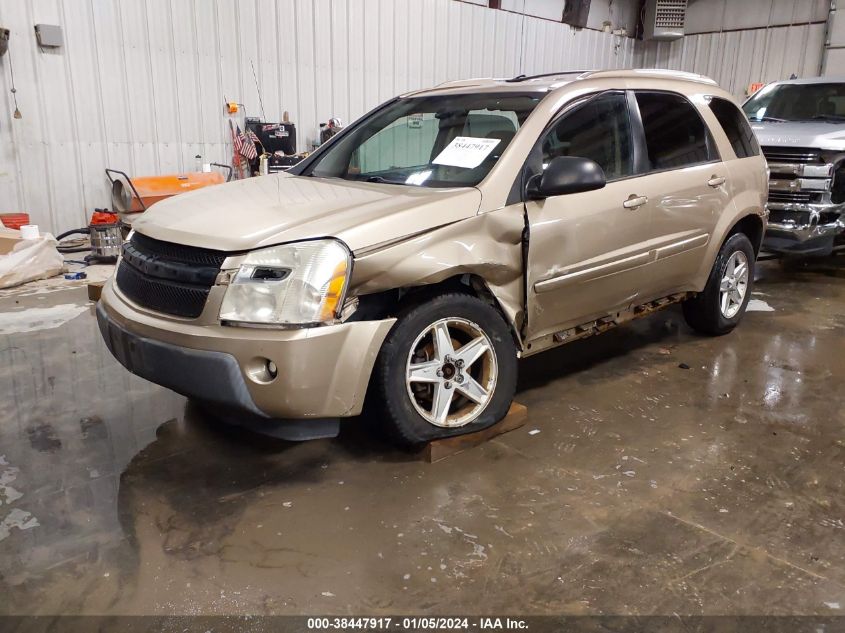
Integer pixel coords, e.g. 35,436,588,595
350,206,526,335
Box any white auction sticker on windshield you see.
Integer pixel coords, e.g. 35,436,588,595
432,137,501,169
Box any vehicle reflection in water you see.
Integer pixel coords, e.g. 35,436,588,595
1,255,844,615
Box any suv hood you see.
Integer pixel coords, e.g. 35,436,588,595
752,121,845,151
131,173,483,253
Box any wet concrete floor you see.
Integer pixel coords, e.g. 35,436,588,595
0,258,843,616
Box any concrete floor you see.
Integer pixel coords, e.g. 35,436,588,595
0,257,843,616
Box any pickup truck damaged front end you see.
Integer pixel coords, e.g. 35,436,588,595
761,145,845,255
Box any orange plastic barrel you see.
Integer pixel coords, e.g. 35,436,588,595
0,213,30,230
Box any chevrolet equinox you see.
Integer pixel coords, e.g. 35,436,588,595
98,70,768,446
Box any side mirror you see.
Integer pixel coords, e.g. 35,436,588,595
526,156,607,199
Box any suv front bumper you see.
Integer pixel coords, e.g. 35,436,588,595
97,280,395,434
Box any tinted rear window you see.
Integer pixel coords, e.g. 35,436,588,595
636,92,717,171
709,97,760,158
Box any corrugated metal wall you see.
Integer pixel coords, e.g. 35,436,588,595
636,22,826,98
0,0,826,234
0,0,638,233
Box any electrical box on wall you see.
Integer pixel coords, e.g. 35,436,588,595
0,28,9,57
643,0,687,41
562,0,591,29
34,24,63,48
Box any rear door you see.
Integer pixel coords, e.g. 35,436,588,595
524,91,653,341
706,95,767,220
628,91,731,297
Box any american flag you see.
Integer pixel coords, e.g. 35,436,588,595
232,123,244,156
246,129,262,156
235,124,258,161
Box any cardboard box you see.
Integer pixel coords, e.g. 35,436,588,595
88,281,105,302
0,228,23,256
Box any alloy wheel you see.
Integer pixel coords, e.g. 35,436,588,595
405,317,498,428
719,250,749,318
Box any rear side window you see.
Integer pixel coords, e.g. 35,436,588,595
708,97,761,158
635,92,716,171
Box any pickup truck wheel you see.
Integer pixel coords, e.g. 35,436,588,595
372,292,518,447
683,233,755,336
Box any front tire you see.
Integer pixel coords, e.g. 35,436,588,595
372,292,518,447
683,232,755,336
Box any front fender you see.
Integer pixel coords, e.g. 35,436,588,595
349,206,526,334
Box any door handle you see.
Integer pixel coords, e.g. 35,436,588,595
623,195,648,209
708,175,727,187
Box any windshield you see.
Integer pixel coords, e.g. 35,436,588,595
300,93,543,187
743,82,845,122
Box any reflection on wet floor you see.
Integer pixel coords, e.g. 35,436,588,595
1,258,844,615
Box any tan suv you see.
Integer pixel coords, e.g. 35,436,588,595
98,70,768,445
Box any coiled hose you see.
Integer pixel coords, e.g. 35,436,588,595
55,227,91,253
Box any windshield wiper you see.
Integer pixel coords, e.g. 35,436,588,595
365,175,405,185
810,114,845,122
758,116,787,122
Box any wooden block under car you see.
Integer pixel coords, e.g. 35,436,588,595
87,281,104,302
422,402,528,463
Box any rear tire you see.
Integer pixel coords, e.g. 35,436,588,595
371,292,518,447
683,232,755,336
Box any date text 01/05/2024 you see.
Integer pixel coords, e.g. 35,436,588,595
306,617,529,630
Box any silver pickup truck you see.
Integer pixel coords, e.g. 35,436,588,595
743,77,845,256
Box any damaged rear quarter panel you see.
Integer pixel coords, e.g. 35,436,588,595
349,204,527,335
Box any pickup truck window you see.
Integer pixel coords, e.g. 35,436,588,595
540,92,634,181
303,93,542,187
743,82,845,122
636,92,716,170
709,97,760,158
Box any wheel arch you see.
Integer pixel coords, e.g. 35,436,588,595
690,210,765,292
726,213,765,255
350,273,525,352
348,209,527,349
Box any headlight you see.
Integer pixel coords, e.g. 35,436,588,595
219,239,351,326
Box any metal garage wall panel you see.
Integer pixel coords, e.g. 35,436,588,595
293,0,316,147
313,0,333,127
236,0,261,126
405,0,423,92
361,0,379,112
169,0,201,153
685,0,829,35
329,0,350,120
445,0,463,83
346,0,365,120
636,23,825,99
377,0,394,104
0,0,709,233
145,0,181,174
276,0,300,124
257,0,282,124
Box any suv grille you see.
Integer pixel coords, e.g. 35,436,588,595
130,231,228,267
116,233,229,318
761,146,822,165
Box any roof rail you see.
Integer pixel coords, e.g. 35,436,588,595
506,70,595,83
579,68,718,86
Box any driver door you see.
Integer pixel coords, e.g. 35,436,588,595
525,91,653,341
